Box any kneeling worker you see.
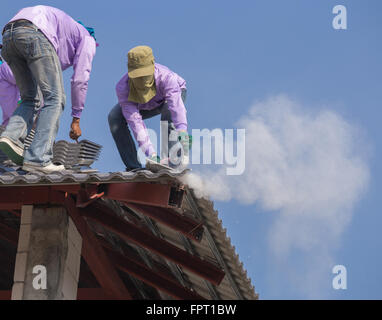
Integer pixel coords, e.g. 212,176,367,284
109,45,191,171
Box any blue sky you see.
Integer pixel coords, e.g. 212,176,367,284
1,0,381,299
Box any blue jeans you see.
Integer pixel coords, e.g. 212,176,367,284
108,89,187,170
1,21,65,166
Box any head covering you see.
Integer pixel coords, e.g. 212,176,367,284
127,46,155,78
128,75,157,104
127,46,157,104
77,21,98,46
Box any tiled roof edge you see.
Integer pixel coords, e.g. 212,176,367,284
185,188,258,300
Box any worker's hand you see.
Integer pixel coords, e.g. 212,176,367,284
149,153,161,163
69,117,82,141
178,131,192,152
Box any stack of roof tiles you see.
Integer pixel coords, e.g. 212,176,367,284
53,140,102,170
0,125,101,171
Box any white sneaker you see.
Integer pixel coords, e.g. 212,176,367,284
0,137,24,166
22,163,65,174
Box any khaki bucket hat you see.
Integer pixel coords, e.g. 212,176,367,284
127,46,155,78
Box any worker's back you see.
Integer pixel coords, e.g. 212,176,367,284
10,5,95,70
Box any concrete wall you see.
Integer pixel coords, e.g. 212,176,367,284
12,205,82,300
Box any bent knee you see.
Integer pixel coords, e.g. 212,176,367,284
108,105,124,125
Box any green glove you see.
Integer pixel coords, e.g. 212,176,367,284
178,131,192,152
149,154,160,163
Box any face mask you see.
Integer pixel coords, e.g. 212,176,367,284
131,75,154,89
128,75,156,104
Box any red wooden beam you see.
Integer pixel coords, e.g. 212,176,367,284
64,195,132,300
65,184,105,208
81,205,225,285
91,201,154,234
0,186,66,208
0,288,114,300
78,258,101,289
0,222,18,245
0,203,23,210
77,288,114,300
76,189,105,208
0,290,11,300
8,210,21,218
51,185,81,193
105,182,172,208
125,202,204,242
95,232,179,285
0,249,16,275
99,239,205,300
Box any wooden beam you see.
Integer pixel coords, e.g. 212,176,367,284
0,290,11,300
0,186,66,208
76,288,114,300
105,182,172,208
78,258,101,289
8,210,21,218
81,204,225,286
125,202,204,241
0,203,23,210
64,195,132,300
0,288,114,300
0,221,18,245
99,239,205,300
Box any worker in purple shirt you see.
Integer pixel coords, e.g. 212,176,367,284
0,59,19,128
109,45,191,171
0,5,97,173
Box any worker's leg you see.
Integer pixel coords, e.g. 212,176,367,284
21,29,65,166
0,28,41,150
1,24,64,166
160,89,187,163
109,104,164,169
108,104,141,170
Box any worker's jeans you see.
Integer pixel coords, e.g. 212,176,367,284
108,89,187,170
1,22,65,166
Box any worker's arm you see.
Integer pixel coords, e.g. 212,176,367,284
163,74,188,132
70,35,96,139
163,74,192,155
122,105,156,157
116,76,156,157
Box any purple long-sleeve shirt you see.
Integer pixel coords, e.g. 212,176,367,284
0,62,19,126
9,5,96,118
116,63,187,157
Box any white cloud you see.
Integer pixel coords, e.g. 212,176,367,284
181,95,370,297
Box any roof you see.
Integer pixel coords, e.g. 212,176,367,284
0,169,183,186
0,169,258,300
